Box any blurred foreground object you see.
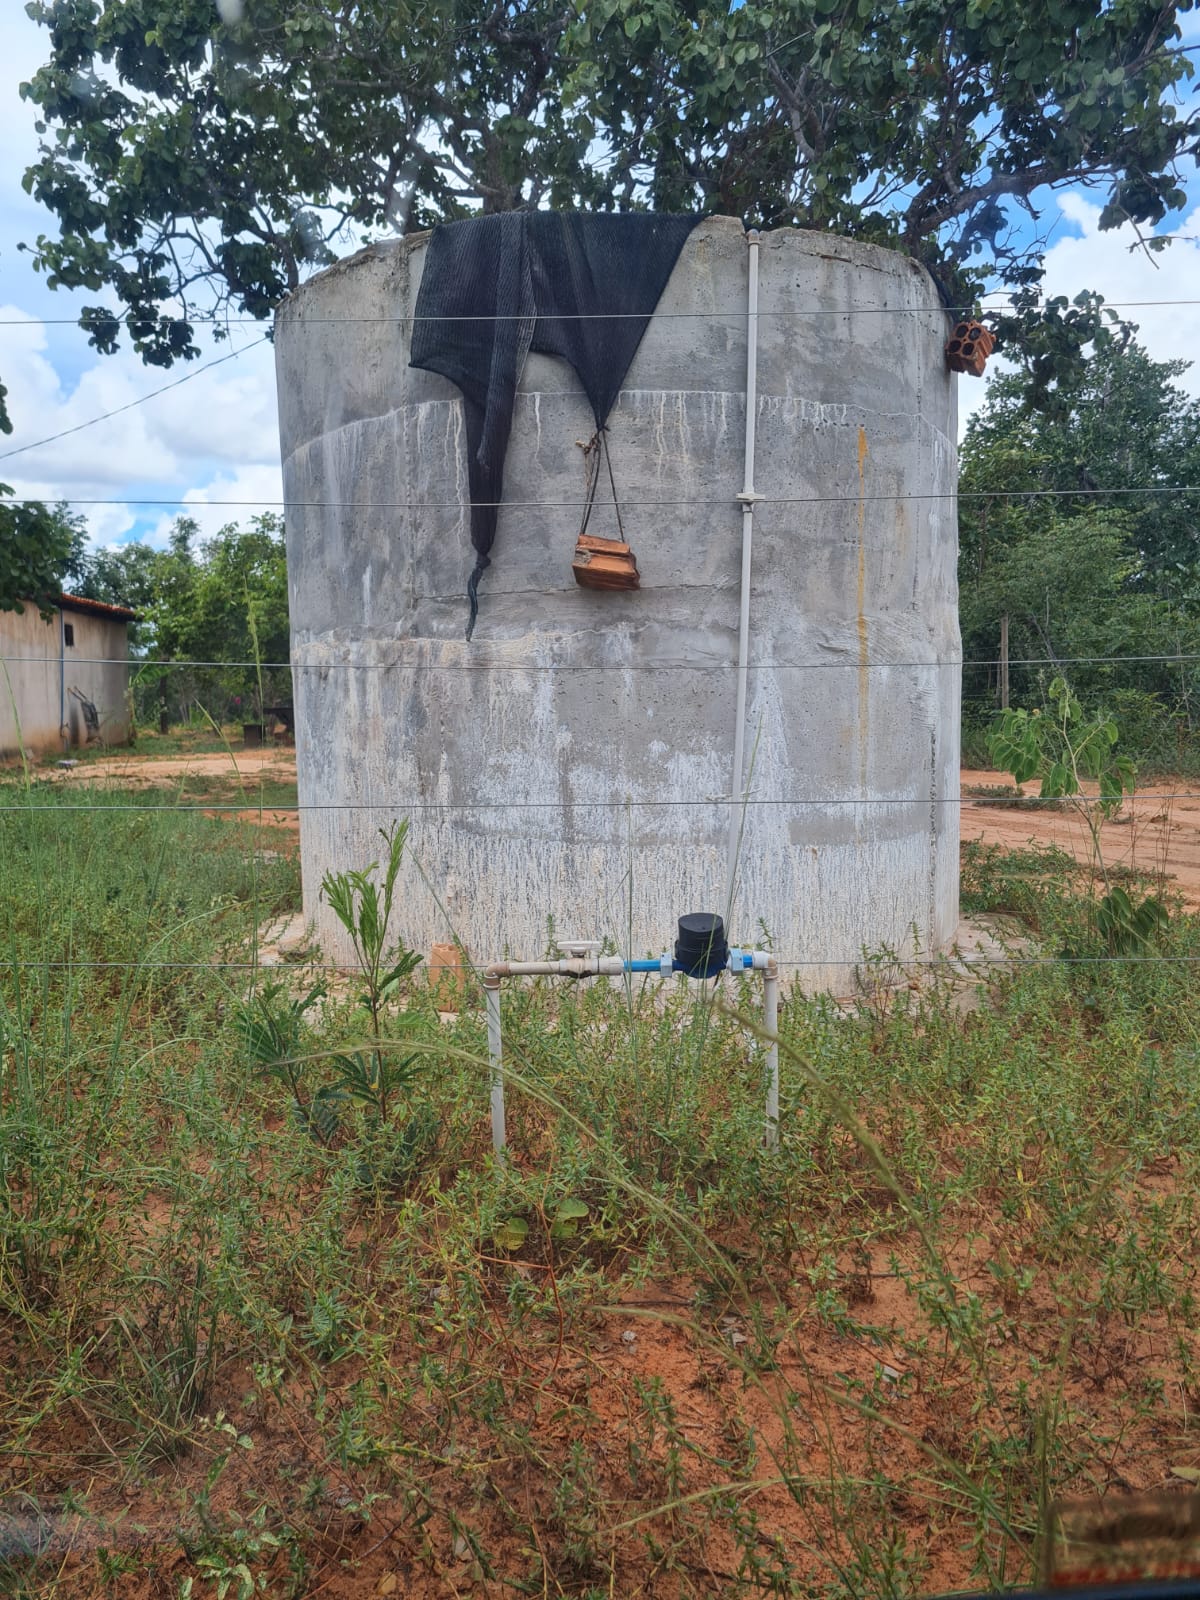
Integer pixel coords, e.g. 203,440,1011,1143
1045,1491,1200,1586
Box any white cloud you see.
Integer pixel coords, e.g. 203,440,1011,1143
140,463,286,550
1038,196,1200,399
0,302,280,541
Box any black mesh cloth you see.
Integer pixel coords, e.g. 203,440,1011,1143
409,211,702,637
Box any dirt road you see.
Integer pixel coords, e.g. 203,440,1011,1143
47,747,297,786
961,767,1200,906
44,745,302,833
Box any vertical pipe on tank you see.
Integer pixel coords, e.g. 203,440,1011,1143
727,230,761,902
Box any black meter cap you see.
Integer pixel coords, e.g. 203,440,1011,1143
674,913,729,979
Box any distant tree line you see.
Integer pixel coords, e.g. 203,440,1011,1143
959,314,1200,771
0,507,291,730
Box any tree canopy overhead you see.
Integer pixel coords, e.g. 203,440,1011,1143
17,0,1200,370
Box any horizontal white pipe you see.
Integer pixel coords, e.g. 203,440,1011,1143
487,956,626,978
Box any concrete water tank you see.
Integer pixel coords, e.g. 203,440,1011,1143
275,216,960,990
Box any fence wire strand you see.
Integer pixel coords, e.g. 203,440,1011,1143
4,793,1200,812
5,484,1200,510
3,294,1200,329
7,955,1200,972
5,652,1200,672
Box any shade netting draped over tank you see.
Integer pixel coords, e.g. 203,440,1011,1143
409,211,702,637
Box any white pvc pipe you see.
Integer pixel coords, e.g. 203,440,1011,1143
488,956,626,979
763,961,779,1148
727,230,761,900
483,947,780,1156
485,979,506,1159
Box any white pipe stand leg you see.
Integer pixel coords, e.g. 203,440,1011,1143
484,978,506,1159
763,964,779,1148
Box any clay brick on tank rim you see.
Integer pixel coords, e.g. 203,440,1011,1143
945,319,995,377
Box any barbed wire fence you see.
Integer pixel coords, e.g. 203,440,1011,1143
3,292,1200,984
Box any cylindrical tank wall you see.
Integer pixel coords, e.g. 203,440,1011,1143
275,217,959,990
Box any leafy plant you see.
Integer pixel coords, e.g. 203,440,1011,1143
987,679,1136,885
321,821,423,1100
319,822,435,1180
549,1196,589,1240
1094,884,1170,956
237,979,334,1140
241,827,434,1177
989,682,1172,956
493,1216,529,1252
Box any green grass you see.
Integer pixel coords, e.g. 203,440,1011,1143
1,789,1199,1598
33,723,256,764
961,783,1069,811
136,769,300,809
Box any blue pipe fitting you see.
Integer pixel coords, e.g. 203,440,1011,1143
623,939,756,978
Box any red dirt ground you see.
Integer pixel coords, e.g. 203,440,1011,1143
960,767,1200,906
42,750,1200,899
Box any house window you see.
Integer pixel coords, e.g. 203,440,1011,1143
63,623,75,647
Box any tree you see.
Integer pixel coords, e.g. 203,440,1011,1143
122,513,290,724
960,334,1200,584
958,330,1200,758
0,491,85,616
184,513,291,718
18,0,1200,375
75,538,160,613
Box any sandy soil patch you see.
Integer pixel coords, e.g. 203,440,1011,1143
960,767,1200,906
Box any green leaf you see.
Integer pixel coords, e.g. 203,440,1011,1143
1040,760,1072,797
306,1084,345,1143
19,0,1198,355
493,1216,529,1251
550,1195,590,1237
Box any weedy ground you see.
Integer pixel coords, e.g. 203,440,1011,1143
1,780,1199,1600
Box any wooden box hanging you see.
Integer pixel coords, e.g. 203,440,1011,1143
572,532,641,590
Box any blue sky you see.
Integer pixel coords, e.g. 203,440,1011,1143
1,4,1199,553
